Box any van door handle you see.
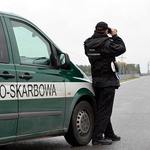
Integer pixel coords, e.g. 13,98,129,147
0,71,15,79
19,73,32,80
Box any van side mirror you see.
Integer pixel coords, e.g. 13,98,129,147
59,53,71,69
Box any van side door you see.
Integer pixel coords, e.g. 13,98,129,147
4,17,66,137
0,16,18,143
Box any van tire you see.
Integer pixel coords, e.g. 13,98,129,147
64,101,94,146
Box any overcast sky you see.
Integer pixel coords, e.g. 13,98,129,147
0,0,150,73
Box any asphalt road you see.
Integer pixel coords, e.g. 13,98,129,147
1,76,150,150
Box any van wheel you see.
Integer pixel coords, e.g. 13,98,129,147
64,101,94,146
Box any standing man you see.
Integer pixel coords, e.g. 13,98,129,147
84,22,126,145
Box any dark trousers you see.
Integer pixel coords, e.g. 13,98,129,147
92,86,115,140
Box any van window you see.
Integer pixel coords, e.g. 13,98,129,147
0,19,8,63
11,20,51,66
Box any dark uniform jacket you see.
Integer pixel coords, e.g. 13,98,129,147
84,31,126,88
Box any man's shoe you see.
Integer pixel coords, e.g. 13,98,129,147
92,138,112,145
105,134,121,141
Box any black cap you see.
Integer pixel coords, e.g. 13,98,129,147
95,21,109,31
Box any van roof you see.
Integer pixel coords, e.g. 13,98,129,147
0,11,20,17
0,11,25,20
